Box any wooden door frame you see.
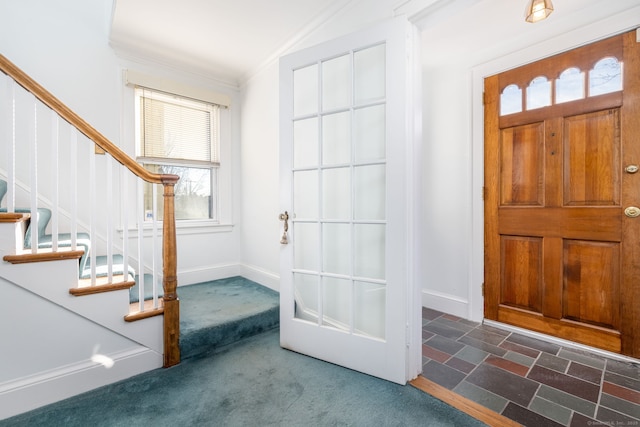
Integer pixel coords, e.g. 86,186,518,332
469,12,640,338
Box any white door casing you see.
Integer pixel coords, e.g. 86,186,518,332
279,16,421,384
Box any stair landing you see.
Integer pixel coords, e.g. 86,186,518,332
179,276,279,360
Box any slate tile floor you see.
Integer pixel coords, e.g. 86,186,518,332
421,308,640,427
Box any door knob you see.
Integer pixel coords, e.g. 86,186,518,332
279,211,289,244
624,207,640,218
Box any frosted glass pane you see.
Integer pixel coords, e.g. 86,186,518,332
354,44,385,104
322,112,351,165
323,223,351,275
322,54,350,111
322,276,351,330
354,281,385,339
354,224,385,280
294,64,318,116
589,57,622,97
354,164,385,220
322,167,351,220
293,118,318,168
556,68,585,104
294,273,319,322
526,77,551,110
293,170,318,219
354,105,385,162
500,84,522,116
294,222,319,272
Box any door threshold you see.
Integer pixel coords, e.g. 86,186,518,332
483,319,640,365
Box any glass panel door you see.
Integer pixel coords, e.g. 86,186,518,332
279,17,420,384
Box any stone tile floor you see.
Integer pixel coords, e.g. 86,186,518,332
421,308,640,427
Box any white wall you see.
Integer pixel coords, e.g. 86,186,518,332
238,0,399,290
418,0,640,321
239,0,640,322
0,0,243,286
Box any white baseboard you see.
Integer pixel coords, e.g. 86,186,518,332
239,263,280,292
421,289,469,319
0,347,162,421
176,263,279,291
177,263,242,286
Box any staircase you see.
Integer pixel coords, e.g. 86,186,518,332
0,54,180,419
0,179,166,419
0,54,281,422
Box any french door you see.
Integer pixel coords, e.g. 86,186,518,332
279,17,420,384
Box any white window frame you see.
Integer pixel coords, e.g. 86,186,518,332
135,87,220,223
123,70,234,233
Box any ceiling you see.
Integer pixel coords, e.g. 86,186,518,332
110,0,350,86
110,0,639,87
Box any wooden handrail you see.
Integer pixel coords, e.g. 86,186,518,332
0,55,177,186
0,54,181,368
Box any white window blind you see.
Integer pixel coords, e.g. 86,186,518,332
138,88,220,164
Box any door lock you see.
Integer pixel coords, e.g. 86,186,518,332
624,206,640,218
625,165,639,174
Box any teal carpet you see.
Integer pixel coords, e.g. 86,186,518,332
179,277,280,359
2,277,486,426
2,328,486,426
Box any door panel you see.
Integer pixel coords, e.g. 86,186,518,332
485,30,640,357
563,240,620,329
500,123,544,206
564,110,620,206
280,17,419,383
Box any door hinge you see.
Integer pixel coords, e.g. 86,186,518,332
482,282,485,297
482,92,486,105
482,186,487,200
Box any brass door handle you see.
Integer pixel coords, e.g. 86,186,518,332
279,211,289,244
624,207,640,218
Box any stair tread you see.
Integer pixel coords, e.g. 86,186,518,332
178,277,280,359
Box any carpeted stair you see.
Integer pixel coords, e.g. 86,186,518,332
178,276,280,359
2,178,281,359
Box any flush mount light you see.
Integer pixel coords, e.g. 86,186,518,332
525,0,554,23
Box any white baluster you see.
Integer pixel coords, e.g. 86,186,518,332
106,154,113,282
51,111,59,251
89,136,96,285
29,95,38,253
137,178,144,311
152,183,159,309
70,131,77,251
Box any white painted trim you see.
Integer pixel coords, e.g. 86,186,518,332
484,320,640,365
239,263,280,292
421,289,469,319
124,69,231,107
241,0,356,86
177,263,241,287
0,347,162,420
470,8,640,331
398,0,484,30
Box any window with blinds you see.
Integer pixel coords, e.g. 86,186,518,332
135,87,220,221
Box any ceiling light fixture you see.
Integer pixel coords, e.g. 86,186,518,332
525,0,554,23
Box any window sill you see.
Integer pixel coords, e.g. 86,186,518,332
118,221,234,238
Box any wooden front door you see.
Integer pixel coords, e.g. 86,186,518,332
484,30,640,358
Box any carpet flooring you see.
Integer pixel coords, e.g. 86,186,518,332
179,277,280,359
2,328,487,427
2,278,486,426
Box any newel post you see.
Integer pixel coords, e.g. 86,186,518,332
161,176,180,367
